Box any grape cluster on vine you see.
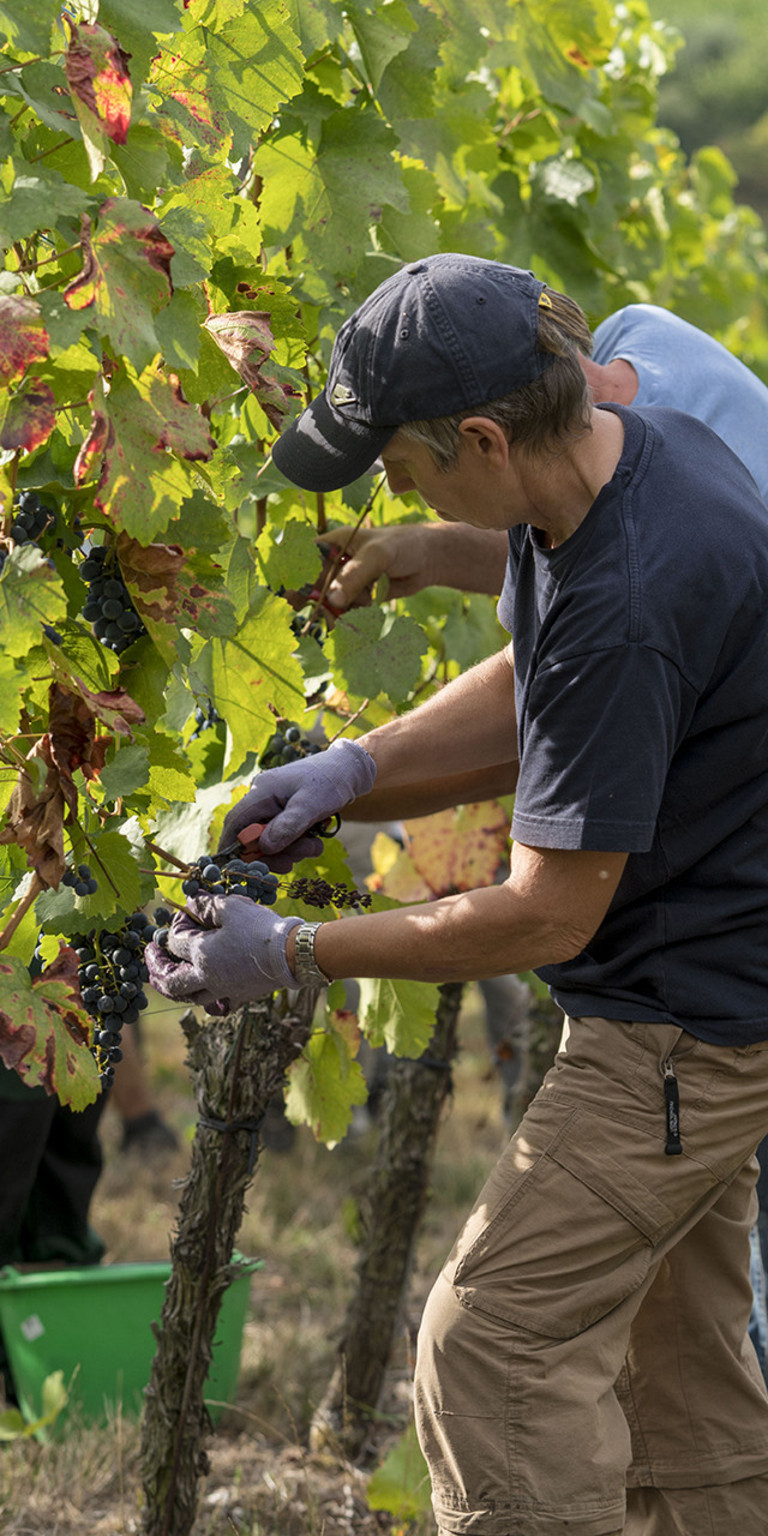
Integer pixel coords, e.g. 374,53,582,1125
80,543,146,655
190,700,223,738
180,856,280,906
259,721,323,768
286,875,372,910
74,911,154,1088
9,490,56,546
62,861,98,898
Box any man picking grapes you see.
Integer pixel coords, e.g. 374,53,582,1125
147,255,768,1536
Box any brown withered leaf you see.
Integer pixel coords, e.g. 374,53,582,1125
116,531,230,662
203,310,301,430
0,295,50,386
65,21,132,146
0,685,114,887
0,378,56,453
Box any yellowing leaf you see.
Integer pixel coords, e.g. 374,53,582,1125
0,952,99,1108
64,199,174,370
64,20,132,179
285,1024,368,1146
0,296,49,386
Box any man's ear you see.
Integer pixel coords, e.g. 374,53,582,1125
457,416,510,466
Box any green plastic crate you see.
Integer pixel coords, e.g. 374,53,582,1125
0,1254,259,1436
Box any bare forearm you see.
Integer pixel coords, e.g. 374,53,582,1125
347,761,518,821
286,845,628,985
297,882,570,984
411,523,509,595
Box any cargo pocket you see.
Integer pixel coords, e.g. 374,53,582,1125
447,1107,679,1340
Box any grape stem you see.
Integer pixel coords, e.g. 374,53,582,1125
0,873,44,952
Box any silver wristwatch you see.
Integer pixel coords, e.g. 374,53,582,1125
292,923,331,989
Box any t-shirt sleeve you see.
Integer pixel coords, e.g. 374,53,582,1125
511,643,695,851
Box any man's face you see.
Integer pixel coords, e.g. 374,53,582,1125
380,427,523,529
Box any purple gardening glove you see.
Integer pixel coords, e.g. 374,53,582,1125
217,738,376,868
145,894,302,1014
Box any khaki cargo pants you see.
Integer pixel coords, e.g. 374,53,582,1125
415,1016,768,1536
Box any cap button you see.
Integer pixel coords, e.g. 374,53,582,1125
405,262,426,274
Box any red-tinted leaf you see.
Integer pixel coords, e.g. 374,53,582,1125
203,310,301,430
0,379,56,453
74,366,216,539
65,20,132,146
0,953,99,1107
64,200,174,369
0,296,50,386
116,532,229,660
74,680,145,739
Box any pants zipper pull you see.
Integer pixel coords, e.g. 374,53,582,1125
663,1059,682,1156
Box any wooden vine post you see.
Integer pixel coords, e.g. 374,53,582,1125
140,985,319,1536
311,980,465,1458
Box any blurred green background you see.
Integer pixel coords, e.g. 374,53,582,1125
652,0,768,219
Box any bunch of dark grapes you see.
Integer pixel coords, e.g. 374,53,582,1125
259,721,323,768
62,861,98,898
190,700,222,738
74,911,152,1087
80,543,146,655
9,490,56,546
179,856,280,907
286,876,372,910
290,609,325,645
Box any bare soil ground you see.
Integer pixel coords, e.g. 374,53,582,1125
0,989,512,1536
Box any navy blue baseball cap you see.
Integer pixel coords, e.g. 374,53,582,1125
272,254,556,492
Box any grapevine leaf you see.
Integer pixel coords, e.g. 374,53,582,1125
367,1421,432,1520
35,827,149,934
41,620,119,696
0,0,60,56
255,517,322,592
98,741,150,802
203,311,302,429
0,683,110,887
170,0,304,160
0,168,89,251
357,975,440,1057
116,531,236,664
64,23,133,168
0,951,99,1108
74,366,215,540
345,0,415,91
402,803,510,898
0,546,67,660
0,296,49,385
368,835,431,905
255,95,409,276
324,606,427,704
64,199,174,371
99,0,184,85
143,732,197,803
0,654,22,734
209,592,306,773
0,379,56,453
284,1023,368,1146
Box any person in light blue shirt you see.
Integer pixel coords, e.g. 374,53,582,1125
591,304,768,500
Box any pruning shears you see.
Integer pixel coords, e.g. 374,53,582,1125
217,813,341,864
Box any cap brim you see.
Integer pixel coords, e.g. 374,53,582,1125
272,390,393,492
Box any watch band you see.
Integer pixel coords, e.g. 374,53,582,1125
292,922,331,989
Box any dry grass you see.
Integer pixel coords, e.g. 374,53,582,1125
0,987,512,1536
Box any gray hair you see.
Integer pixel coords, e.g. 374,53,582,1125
398,287,594,471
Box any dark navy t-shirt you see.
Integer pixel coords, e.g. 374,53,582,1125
497,404,768,1046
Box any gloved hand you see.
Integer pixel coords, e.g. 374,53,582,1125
144,894,302,1014
218,737,376,866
